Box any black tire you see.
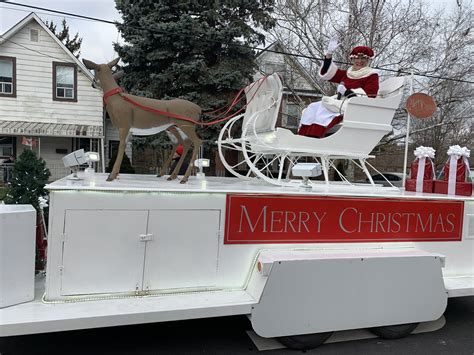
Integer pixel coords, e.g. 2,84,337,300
370,323,419,339
278,332,333,350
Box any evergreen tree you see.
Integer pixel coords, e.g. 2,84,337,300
114,0,275,147
4,149,51,211
46,19,83,58
107,152,135,174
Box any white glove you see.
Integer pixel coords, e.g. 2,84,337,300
337,83,346,96
326,39,339,54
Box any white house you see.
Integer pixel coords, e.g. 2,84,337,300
0,13,104,180
255,41,323,130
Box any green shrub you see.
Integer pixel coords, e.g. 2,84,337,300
0,187,6,201
4,149,51,210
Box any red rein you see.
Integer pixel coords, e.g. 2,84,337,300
102,76,268,126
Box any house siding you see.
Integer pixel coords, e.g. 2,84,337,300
0,21,102,126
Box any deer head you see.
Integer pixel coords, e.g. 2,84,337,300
83,58,120,90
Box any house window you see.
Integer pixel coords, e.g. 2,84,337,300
0,137,15,157
285,102,301,128
30,29,39,42
109,140,120,159
0,56,16,97
53,62,77,102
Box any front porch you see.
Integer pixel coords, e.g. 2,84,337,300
0,120,105,182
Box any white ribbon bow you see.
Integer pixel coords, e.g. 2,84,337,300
447,145,470,158
38,196,49,210
414,146,436,159
413,146,435,192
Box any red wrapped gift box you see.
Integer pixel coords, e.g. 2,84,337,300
434,180,473,196
442,159,467,182
410,159,434,180
405,179,434,193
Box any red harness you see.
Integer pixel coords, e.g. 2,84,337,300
103,87,124,105
102,76,268,126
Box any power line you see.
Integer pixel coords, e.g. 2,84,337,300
0,34,76,63
1,1,473,85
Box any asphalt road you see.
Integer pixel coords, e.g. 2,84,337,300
1,296,473,355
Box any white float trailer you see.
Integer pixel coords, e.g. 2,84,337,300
0,74,473,350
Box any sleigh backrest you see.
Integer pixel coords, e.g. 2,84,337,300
242,73,283,134
377,76,406,98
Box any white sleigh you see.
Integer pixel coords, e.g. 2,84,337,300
217,73,406,187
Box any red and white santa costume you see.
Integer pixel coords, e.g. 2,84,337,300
298,46,379,138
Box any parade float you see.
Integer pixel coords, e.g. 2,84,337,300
0,66,472,350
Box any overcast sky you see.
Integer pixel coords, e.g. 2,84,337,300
0,0,122,63
0,0,459,64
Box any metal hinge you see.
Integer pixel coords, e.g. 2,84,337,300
139,234,153,242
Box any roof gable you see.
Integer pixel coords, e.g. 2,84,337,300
257,41,322,93
0,12,94,81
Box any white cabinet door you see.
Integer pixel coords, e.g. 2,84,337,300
144,210,220,290
61,210,148,296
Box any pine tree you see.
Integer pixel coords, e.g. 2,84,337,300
46,19,83,58
4,149,51,211
114,0,275,148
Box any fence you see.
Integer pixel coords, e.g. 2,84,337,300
47,164,74,182
0,163,72,184
1,164,13,185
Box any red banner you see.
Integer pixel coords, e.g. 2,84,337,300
224,194,464,244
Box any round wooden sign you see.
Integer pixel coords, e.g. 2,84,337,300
406,93,437,119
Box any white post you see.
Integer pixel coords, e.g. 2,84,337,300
100,138,106,173
402,71,414,188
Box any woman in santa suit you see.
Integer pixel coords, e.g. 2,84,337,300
298,41,379,138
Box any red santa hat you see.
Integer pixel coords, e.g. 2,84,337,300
175,144,183,156
349,46,375,59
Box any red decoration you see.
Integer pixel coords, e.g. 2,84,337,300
434,181,473,197
224,194,463,244
443,159,467,182
410,158,434,180
35,212,47,271
405,179,434,193
349,46,375,58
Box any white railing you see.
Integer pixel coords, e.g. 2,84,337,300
1,163,100,183
47,164,73,182
1,163,14,184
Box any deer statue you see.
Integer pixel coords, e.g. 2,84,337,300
83,58,202,183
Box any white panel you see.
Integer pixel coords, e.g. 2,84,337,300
61,210,148,295
144,209,220,290
0,205,36,308
251,254,447,337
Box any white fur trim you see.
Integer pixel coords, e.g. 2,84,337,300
346,66,378,79
351,87,367,96
319,62,338,80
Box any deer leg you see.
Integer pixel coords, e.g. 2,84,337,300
178,125,202,184
160,127,183,178
107,127,130,181
168,136,191,181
